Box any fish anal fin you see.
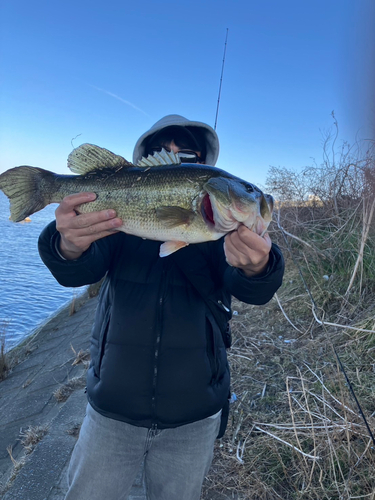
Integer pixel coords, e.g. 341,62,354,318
68,144,132,174
159,241,189,257
155,206,195,228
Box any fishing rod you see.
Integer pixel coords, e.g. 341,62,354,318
214,28,229,131
276,215,375,448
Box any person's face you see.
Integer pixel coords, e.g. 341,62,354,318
150,140,204,164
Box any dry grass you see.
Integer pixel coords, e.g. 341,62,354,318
71,344,90,368
19,425,49,454
88,277,105,298
69,295,77,316
6,446,27,485
66,423,82,438
0,322,10,381
203,142,375,499
0,336,9,381
53,374,87,402
203,293,375,499
2,424,49,494
54,344,90,402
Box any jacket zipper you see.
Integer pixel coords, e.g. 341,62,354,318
151,266,166,427
218,300,230,312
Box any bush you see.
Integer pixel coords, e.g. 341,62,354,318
203,134,375,500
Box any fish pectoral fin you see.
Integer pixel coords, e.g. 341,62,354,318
159,241,189,257
137,148,181,167
68,144,132,174
155,206,195,228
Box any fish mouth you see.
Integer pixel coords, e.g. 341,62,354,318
201,193,238,232
201,193,215,226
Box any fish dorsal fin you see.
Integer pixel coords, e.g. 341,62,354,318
68,144,132,174
137,148,181,167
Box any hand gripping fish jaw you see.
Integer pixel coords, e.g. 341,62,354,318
203,177,274,236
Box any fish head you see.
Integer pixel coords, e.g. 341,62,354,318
203,176,274,235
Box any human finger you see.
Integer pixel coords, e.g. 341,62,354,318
73,216,123,236
58,217,122,258
223,237,250,268
224,230,268,262
233,226,272,252
55,192,97,216
224,228,271,273
70,209,120,230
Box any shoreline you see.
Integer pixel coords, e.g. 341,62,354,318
5,289,91,370
4,288,89,355
0,289,98,499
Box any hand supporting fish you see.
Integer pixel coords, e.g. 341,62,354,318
56,193,271,277
0,145,274,265
55,192,123,260
224,226,272,277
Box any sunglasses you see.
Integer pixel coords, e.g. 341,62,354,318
150,147,203,164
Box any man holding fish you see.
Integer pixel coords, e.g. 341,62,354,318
2,115,284,499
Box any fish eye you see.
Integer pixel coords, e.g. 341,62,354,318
243,183,255,193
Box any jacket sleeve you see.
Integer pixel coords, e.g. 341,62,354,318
38,220,123,287
211,240,284,305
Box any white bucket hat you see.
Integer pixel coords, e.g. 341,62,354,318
133,114,220,166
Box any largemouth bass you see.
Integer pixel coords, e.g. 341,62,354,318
0,144,273,257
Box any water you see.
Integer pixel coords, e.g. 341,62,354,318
0,192,86,351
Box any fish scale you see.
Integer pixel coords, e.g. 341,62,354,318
0,144,274,257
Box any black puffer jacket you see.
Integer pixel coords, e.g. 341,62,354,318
38,222,284,429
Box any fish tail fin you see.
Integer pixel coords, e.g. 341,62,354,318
0,166,55,222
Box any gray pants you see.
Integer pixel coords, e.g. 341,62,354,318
65,404,221,500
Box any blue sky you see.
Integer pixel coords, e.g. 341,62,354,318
1,0,374,188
